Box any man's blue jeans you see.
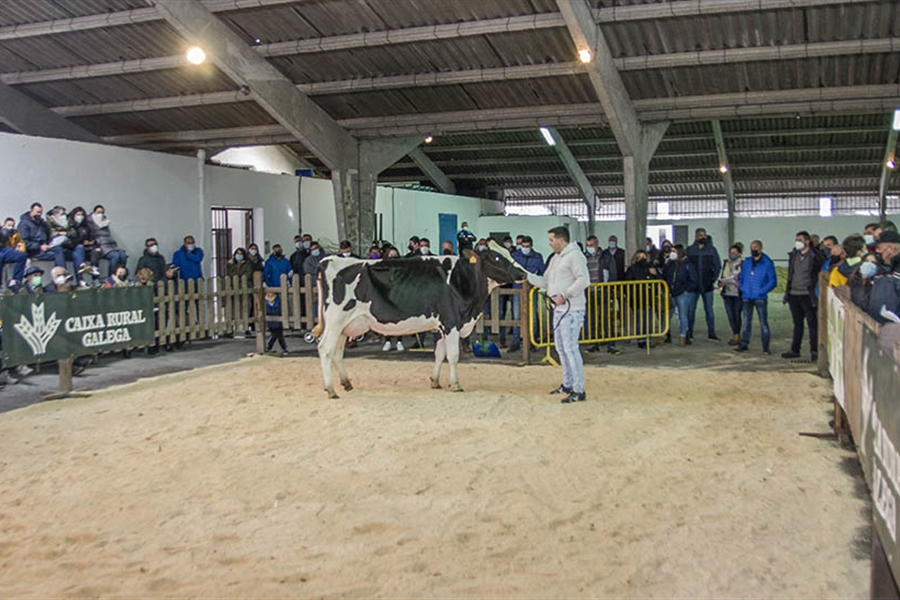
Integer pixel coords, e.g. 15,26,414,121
0,246,26,282
64,244,86,281
685,289,716,336
740,299,770,351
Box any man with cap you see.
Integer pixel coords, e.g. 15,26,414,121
23,265,51,293
866,230,900,324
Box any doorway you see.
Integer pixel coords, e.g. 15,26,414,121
646,224,674,248
211,206,254,280
438,213,458,253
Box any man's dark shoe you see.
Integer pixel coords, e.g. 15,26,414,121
781,351,801,359
508,341,522,353
811,351,818,362
550,384,572,395
734,345,748,353
585,344,600,353
561,391,586,404
607,346,622,355
708,333,720,341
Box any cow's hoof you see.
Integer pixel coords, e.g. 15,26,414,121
326,389,339,399
341,380,353,391
430,378,441,389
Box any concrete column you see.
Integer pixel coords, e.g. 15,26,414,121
623,155,648,260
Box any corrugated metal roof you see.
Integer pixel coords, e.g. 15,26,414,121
0,0,149,28
70,101,277,136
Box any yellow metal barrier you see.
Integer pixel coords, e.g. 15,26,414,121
529,280,670,361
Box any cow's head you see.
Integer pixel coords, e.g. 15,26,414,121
470,240,529,284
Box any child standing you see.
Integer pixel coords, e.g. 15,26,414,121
265,291,288,357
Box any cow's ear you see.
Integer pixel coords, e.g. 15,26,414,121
462,249,478,264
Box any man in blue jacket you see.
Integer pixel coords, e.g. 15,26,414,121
508,235,544,353
685,228,721,341
18,202,66,268
264,243,292,287
735,240,777,354
172,235,204,282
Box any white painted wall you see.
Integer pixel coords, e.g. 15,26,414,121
211,145,305,176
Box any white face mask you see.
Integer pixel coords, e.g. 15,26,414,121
794,241,806,252
249,248,258,257
295,242,303,249
586,246,597,255
56,215,68,228
645,245,651,252
341,252,351,257
864,234,876,246
74,214,84,225
54,275,67,285
521,247,532,256
420,246,430,254
669,250,678,260
476,244,486,252
148,245,159,255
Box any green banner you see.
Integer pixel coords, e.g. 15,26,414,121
859,326,900,578
1,287,155,366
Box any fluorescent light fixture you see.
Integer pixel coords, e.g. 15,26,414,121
578,48,592,64
819,196,833,218
186,46,206,65
539,127,556,146
657,201,670,219
893,108,900,131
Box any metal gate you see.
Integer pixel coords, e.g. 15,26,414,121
210,207,253,280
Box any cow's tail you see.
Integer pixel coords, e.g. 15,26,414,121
311,263,326,338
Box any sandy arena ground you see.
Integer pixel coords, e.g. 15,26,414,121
0,356,870,598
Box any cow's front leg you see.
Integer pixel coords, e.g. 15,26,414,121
446,329,463,392
334,335,353,391
431,334,447,389
318,326,342,399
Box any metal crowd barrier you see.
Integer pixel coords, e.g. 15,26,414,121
528,280,670,363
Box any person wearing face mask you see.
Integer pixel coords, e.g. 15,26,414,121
456,222,476,251
302,241,327,279
864,230,900,324
19,202,66,269
734,240,777,355
685,228,722,342
418,238,434,256
136,237,168,285
782,230,826,360
583,235,620,353
645,237,660,264
603,235,626,280
23,265,50,293
717,243,744,346
63,206,98,286
290,234,311,278
475,238,488,252
338,240,360,259
104,266,132,288
508,236,545,353
3,217,25,252
45,206,70,250
864,223,880,252
440,240,455,256
624,250,663,349
830,234,866,288
405,236,420,258
663,244,697,347
87,204,127,271
171,235,204,282
246,243,265,275
225,247,253,281
264,244,292,287
0,217,26,292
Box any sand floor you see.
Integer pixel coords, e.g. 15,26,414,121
0,356,870,598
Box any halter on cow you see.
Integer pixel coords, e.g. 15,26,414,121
311,241,527,398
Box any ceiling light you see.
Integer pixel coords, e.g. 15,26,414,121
539,127,556,147
578,48,592,64
186,46,206,65
893,108,900,131
424,135,433,144
254,38,261,44
887,157,898,170
718,163,730,174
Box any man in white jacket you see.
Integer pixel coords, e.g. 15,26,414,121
527,226,591,403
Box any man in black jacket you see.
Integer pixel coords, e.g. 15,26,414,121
866,230,900,324
685,228,722,341
135,238,168,284
290,234,311,279
782,230,826,360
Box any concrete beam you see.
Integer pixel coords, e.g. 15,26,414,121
557,0,640,157
879,128,899,220
712,120,737,247
153,0,356,170
408,148,456,195
548,127,597,234
0,81,100,143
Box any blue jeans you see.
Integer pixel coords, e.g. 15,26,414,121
30,245,66,267
673,292,692,338
555,309,585,393
64,244,86,281
685,290,716,336
102,249,127,270
740,299,770,351
0,246,26,282
723,294,742,336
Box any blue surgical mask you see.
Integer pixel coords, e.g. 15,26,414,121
586,246,597,255
30,275,42,287
186,244,196,252
608,241,617,249
302,241,311,249
860,262,878,278
521,247,532,256
311,248,321,257
234,254,244,262
295,242,302,250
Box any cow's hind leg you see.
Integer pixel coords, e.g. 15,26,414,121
431,335,447,389
446,329,463,392
318,326,343,399
334,334,353,392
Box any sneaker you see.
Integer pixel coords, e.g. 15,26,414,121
7,279,18,291
561,391,586,404
763,349,771,355
396,341,405,352
90,267,100,277
77,263,93,275
585,344,600,353
77,280,89,288
708,333,719,341
382,341,392,352
781,351,800,359
733,345,747,353
15,365,33,377
607,346,622,355
550,384,572,395
72,364,86,377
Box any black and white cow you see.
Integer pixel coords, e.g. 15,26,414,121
311,241,527,398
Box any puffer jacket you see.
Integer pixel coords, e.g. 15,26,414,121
136,249,168,283
664,258,698,297
686,241,721,293
87,214,120,254
17,211,50,255
65,207,93,251
866,256,900,323
226,258,254,281
738,254,777,300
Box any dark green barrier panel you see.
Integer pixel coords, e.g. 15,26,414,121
1,287,155,366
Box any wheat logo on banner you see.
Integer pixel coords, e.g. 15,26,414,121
13,302,61,356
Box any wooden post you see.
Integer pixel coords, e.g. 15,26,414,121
521,283,530,365
205,278,215,338
253,272,265,353
304,274,315,331
290,274,302,330
279,273,289,329
817,271,829,377
58,357,73,393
